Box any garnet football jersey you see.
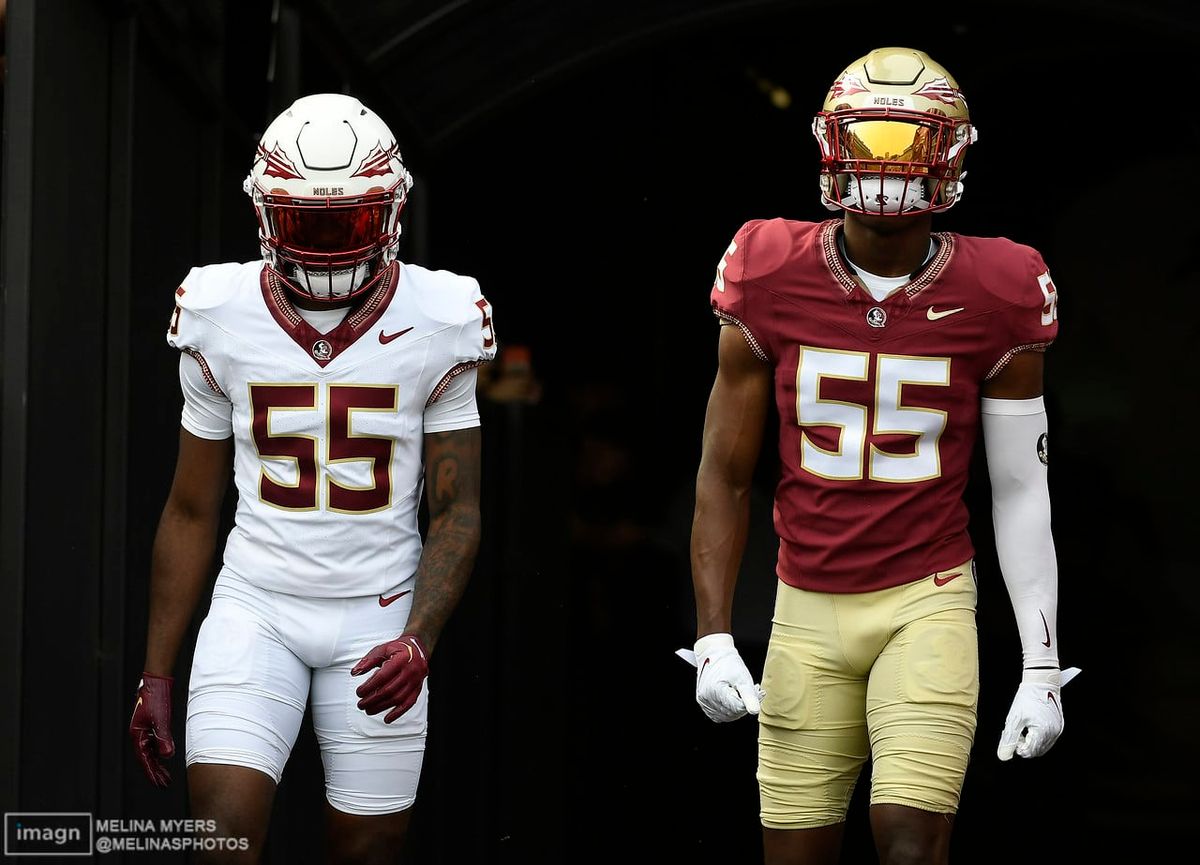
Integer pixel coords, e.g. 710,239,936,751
712,219,1058,593
167,260,497,598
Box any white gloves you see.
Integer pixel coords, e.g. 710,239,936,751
998,668,1073,760
692,633,763,723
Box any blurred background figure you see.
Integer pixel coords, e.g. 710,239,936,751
481,345,543,405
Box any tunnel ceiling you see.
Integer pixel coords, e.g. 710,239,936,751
300,0,1193,150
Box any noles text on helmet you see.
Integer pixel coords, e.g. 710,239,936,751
813,47,978,216
244,93,415,303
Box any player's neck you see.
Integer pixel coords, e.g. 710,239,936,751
290,294,356,312
842,213,934,278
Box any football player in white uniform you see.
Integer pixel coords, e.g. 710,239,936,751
128,94,496,864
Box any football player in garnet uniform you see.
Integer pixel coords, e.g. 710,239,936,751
128,94,496,864
690,48,1068,864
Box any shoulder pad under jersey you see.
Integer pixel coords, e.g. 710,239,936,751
724,219,810,289
174,261,259,312
711,219,817,361
963,237,1059,373
166,261,261,354
962,238,1040,304
402,263,497,364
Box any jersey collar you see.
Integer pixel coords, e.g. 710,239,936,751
820,219,955,301
260,261,400,368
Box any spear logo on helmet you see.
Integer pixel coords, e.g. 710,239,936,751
830,73,869,100
256,143,305,181
352,141,401,179
914,76,966,107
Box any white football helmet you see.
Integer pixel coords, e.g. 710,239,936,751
244,93,414,302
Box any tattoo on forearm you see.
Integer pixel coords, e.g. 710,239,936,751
434,458,459,505
407,428,481,650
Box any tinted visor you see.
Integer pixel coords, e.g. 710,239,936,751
839,119,940,166
267,202,395,253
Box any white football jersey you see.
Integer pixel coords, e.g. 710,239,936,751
167,260,497,598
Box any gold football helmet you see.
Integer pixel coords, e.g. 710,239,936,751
813,47,977,216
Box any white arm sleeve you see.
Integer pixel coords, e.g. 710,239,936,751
179,352,233,440
981,396,1058,670
423,367,481,434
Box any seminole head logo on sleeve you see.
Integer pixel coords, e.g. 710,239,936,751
813,47,978,217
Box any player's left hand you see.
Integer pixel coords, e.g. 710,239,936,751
351,634,429,723
997,668,1064,760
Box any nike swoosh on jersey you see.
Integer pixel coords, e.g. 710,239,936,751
927,306,966,320
378,590,412,607
933,572,961,587
378,327,414,344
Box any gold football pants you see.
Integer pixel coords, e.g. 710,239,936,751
758,561,979,829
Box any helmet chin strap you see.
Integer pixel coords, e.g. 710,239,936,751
841,176,929,214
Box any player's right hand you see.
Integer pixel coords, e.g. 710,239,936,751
129,673,175,787
694,633,763,723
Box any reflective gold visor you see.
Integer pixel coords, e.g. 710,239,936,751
839,119,938,165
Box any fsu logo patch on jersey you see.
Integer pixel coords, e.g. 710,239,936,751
1037,432,1049,466
312,339,333,361
866,306,887,328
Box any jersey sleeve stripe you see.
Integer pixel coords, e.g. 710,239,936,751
713,311,770,362
182,348,227,398
984,341,1053,380
426,360,486,407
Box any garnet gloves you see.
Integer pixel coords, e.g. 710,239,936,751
352,634,429,724
129,673,175,787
